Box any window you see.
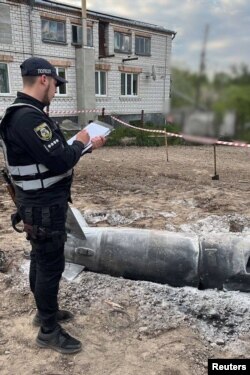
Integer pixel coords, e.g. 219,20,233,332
135,36,151,55
114,32,131,53
0,63,10,94
121,73,138,96
71,25,93,47
87,27,93,47
95,71,107,96
41,19,66,43
0,4,12,44
55,67,67,95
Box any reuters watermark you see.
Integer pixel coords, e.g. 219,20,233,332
208,359,249,374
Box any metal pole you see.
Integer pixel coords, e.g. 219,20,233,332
212,144,219,180
164,129,169,162
28,0,35,56
195,24,209,109
79,0,87,127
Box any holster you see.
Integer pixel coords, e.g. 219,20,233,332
11,211,23,233
23,223,67,244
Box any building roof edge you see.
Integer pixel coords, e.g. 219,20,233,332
34,0,176,36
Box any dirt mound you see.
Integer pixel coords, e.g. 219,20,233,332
0,146,249,375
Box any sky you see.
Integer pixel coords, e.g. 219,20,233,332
53,0,250,78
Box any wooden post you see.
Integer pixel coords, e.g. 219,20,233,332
212,144,219,180
141,109,144,128
164,128,169,162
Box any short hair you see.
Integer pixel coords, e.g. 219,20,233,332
22,75,39,86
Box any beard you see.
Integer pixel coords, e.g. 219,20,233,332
42,82,52,106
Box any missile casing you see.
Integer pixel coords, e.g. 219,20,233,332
65,207,250,291
199,234,250,291
65,227,200,288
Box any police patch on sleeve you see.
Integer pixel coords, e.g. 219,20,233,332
34,123,52,141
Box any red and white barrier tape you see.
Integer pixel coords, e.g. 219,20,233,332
2,100,249,148
111,116,250,149
48,108,102,115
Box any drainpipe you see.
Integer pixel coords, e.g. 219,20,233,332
28,0,35,56
163,35,167,125
76,0,96,126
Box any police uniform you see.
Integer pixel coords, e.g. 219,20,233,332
0,91,86,331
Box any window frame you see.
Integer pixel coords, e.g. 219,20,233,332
41,18,67,44
95,70,107,97
55,67,67,96
0,62,11,95
114,31,132,54
121,72,138,96
87,26,93,47
135,35,151,56
71,24,93,47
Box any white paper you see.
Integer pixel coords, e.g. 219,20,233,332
67,121,113,155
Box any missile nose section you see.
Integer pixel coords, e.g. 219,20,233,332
199,234,250,292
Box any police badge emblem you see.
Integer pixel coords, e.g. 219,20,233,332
34,123,52,141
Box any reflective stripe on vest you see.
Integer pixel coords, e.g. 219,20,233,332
13,169,73,190
8,163,49,176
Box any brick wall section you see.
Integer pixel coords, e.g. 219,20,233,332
0,0,173,121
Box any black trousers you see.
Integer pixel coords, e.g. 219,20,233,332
19,203,68,330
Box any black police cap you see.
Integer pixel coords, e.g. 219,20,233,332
20,57,68,86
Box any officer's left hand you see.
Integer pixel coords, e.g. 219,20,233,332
91,136,106,150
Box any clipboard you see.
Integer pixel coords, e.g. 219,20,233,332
67,120,113,155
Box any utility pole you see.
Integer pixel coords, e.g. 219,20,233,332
76,0,96,127
195,24,209,109
81,0,87,46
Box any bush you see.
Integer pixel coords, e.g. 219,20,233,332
105,121,184,147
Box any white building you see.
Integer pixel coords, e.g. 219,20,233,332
0,0,176,125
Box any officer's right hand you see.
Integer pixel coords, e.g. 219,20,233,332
76,129,90,146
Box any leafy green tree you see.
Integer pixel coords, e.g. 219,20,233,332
213,84,250,138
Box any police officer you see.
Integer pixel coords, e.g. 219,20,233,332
0,57,105,354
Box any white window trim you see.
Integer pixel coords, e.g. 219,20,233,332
95,71,107,97
55,67,67,96
0,62,11,96
121,72,139,97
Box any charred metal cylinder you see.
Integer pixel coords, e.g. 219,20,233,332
199,234,250,292
65,207,250,292
65,228,200,288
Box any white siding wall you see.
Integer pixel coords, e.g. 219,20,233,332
0,1,28,114
95,24,171,116
0,0,173,120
